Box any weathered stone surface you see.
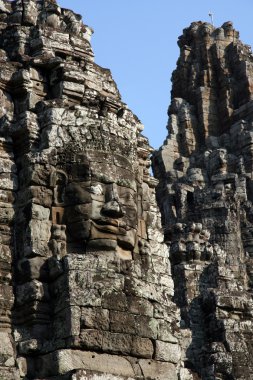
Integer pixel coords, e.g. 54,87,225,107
138,360,178,380
131,336,154,358
71,370,135,380
32,350,136,378
0,332,15,367
4,1,253,379
0,1,183,379
0,367,20,380
153,21,253,380
155,340,181,363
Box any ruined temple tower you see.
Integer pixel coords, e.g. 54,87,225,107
153,21,253,380
1,1,253,380
0,0,190,379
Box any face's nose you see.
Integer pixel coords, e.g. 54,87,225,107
101,200,124,218
101,184,124,218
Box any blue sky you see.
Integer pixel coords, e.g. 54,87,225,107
58,0,253,149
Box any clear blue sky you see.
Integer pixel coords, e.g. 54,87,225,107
58,0,253,149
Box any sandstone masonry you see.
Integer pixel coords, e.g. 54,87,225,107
0,1,191,379
1,1,253,380
153,21,253,380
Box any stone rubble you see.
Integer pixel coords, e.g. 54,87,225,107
153,21,253,380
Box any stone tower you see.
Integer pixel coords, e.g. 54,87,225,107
0,1,190,379
153,22,253,380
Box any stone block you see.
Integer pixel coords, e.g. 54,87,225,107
0,284,14,307
155,341,181,363
0,204,14,224
135,315,158,339
153,300,180,322
101,292,128,312
110,311,136,335
179,368,194,380
79,329,103,350
31,203,50,220
0,367,20,380
27,220,51,242
102,331,132,355
19,165,48,187
0,173,18,191
53,306,81,339
81,307,109,331
127,296,153,317
125,277,174,303
138,359,178,380
131,336,153,358
0,332,15,367
71,369,135,380
17,186,53,208
158,321,178,343
34,350,136,378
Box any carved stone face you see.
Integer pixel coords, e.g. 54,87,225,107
63,151,138,257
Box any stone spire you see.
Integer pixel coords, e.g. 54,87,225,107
153,21,253,380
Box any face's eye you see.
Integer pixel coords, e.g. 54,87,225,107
65,183,92,205
117,189,137,206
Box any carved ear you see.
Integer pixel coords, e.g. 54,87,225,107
50,169,67,187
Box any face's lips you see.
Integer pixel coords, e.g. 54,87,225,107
92,218,127,228
91,219,127,235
